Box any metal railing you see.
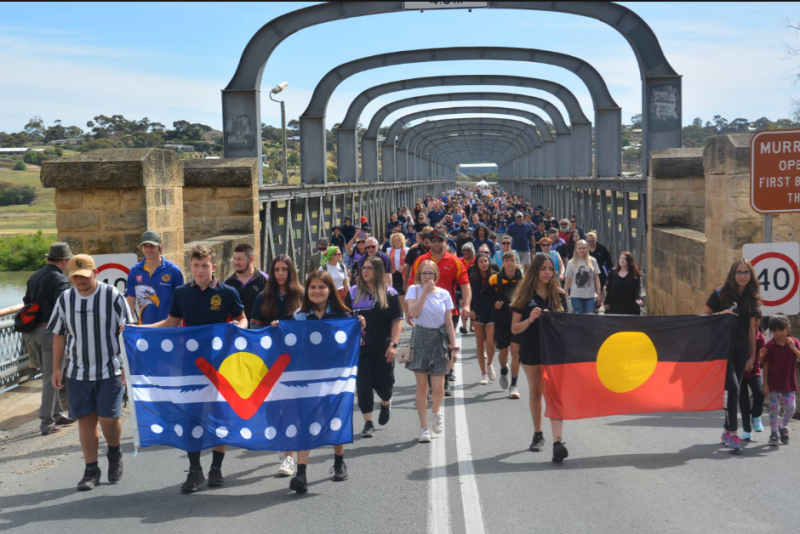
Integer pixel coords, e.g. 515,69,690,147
258,180,455,277
498,178,648,273
0,304,29,392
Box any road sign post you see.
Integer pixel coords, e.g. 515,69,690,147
92,253,138,294
743,242,800,316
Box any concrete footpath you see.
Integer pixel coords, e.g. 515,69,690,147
2,331,800,533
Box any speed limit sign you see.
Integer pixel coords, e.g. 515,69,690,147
743,242,800,315
93,253,138,294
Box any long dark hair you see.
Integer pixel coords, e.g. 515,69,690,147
299,270,351,314
718,258,760,314
470,252,492,287
260,254,303,320
614,251,641,279
354,255,388,309
510,254,563,312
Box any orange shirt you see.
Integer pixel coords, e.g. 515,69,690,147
411,251,469,316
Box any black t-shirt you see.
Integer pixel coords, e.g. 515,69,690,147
405,245,428,269
345,287,403,354
705,290,754,348
510,293,551,356
414,222,427,233
250,291,298,327
224,270,269,321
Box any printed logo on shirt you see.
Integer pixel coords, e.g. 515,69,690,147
162,274,171,282
210,295,222,310
136,275,143,282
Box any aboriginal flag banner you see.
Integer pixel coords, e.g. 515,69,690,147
540,314,735,420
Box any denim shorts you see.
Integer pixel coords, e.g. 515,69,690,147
67,375,124,419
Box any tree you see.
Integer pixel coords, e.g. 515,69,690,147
23,151,43,165
287,150,300,166
24,116,45,142
13,160,26,171
0,185,36,206
287,119,299,132
630,114,642,129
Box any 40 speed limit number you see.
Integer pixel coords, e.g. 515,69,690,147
743,242,800,315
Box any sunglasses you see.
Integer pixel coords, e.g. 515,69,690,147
431,238,444,243
366,245,378,250
570,220,577,223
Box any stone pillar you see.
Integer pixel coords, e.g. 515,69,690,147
41,148,184,266
182,158,260,279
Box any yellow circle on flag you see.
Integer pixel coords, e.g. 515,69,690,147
218,352,269,399
596,332,657,393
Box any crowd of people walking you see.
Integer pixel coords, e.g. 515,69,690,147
17,183,797,496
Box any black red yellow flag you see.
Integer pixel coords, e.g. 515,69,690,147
540,314,735,420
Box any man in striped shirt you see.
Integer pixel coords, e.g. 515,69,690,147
49,254,133,491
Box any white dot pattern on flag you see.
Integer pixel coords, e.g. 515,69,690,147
310,422,321,435
186,339,198,352
285,333,297,346
212,337,223,350
330,418,342,431
136,339,149,351
161,339,173,352
235,337,247,350
240,428,252,439
265,427,277,440
174,424,183,437
335,331,347,344
286,424,297,438
310,332,322,345
261,336,272,349
151,424,163,434
216,426,228,438
192,426,203,438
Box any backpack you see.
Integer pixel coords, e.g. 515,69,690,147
14,303,41,333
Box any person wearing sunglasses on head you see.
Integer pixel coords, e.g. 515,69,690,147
359,237,393,288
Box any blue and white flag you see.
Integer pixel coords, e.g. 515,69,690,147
121,319,360,452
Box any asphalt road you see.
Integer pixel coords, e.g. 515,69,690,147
1,328,799,533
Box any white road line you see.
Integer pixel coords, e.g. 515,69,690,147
429,364,451,534
453,330,487,534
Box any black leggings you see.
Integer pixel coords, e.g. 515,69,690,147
724,345,749,432
356,350,395,414
739,375,765,433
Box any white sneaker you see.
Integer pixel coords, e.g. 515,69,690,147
432,411,444,434
419,427,432,443
480,374,488,385
508,385,521,399
487,366,496,381
278,455,296,477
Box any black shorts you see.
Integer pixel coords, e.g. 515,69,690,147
519,347,541,366
494,322,512,349
391,271,406,296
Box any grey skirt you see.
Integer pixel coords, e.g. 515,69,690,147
406,324,450,376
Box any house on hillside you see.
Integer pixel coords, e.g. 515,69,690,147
164,144,195,153
48,138,86,146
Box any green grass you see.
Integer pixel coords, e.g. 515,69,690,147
0,167,55,233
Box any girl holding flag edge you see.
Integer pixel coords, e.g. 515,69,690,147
278,270,366,494
509,254,568,462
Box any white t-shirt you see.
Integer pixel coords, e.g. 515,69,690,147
565,256,600,299
390,247,409,271
320,262,346,290
405,285,453,329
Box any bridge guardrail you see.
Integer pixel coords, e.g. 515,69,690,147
0,304,33,394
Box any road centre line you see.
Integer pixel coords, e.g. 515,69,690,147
429,375,451,534
453,330,487,534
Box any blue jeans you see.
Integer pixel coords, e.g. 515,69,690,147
570,297,596,314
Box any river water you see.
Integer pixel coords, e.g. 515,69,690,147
0,271,33,310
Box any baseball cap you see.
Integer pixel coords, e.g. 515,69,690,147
430,228,449,240
68,254,95,278
515,211,524,218
139,230,162,247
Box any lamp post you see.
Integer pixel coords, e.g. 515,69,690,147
269,81,289,185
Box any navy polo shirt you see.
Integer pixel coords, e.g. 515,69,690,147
168,278,244,326
292,303,353,321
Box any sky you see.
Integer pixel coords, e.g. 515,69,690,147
0,2,798,135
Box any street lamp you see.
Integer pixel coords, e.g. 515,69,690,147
269,81,290,185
